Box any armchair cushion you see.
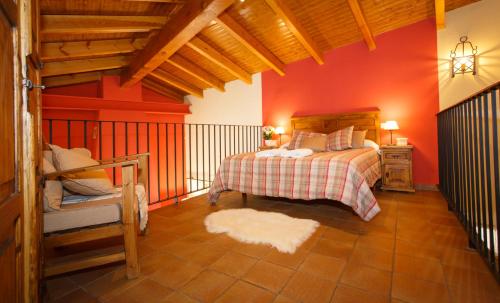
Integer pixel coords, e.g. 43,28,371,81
50,145,117,196
44,196,121,233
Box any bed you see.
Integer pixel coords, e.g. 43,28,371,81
208,111,382,221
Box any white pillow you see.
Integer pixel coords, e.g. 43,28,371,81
363,139,380,151
42,157,63,211
279,142,290,149
50,145,116,196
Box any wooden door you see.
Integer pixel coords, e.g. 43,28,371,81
0,1,24,302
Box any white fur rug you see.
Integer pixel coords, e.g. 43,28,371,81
204,208,319,254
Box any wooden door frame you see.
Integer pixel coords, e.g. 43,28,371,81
0,0,42,301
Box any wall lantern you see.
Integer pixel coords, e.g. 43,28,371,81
450,36,477,77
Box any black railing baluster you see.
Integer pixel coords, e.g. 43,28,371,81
182,124,185,197
174,123,178,200
112,122,116,185
188,124,192,193
196,124,199,191
156,123,160,201
125,122,128,155
49,120,53,143
166,123,170,200
67,121,71,148
84,121,87,148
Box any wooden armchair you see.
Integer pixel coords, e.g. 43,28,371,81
42,153,149,279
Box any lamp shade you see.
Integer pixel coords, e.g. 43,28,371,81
381,120,399,130
275,126,285,135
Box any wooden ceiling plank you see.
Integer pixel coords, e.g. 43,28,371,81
216,13,285,76
120,0,234,88
41,15,166,35
346,0,376,51
142,78,185,102
186,37,252,84
41,38,148,62
166,54,225,92
42,72,103,88
264,0,324,65
435,0,445,29
41,56,130,77
149,68,203,98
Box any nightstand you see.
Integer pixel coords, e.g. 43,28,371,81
380,145,415,192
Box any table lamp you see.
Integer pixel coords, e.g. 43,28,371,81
381,120,399,145
275,126,285,145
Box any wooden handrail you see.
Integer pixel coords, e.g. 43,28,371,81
438,80,500,114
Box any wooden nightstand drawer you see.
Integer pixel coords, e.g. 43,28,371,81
383,151,410,162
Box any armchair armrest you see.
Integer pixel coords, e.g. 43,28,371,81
43,159,139,179
97,153,150,164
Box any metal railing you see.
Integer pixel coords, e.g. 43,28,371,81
42,119,262,205
437,81,499,280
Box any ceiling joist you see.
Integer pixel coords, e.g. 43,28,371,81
42,56,130,77
347,0,376,51
187,37,252,84
150,69,204,98
166,54,225,92
41,38,148,62
42,72,104,88
264,0,324,65
142,78,185,102
41,15,166,35
216,13,285,76
120,0,234,88
435,0,445,29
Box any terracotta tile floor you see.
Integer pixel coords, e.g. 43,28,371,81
45,190,500,303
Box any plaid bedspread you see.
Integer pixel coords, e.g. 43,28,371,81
208,148,381,221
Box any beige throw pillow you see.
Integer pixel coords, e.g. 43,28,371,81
50,145,117,196
352,130,368,148
299,136,327,152
42,157,62,212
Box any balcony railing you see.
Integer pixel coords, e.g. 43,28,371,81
42,119,262,206
437,81,499,280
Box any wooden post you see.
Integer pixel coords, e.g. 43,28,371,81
121,165,139,279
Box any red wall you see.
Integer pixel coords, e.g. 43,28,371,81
42,77,188,208
262,19,439,185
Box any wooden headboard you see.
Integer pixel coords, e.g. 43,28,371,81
290,110,381,145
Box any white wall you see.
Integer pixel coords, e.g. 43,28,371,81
437,0,500,110
184,74,263,192
185,73,263,125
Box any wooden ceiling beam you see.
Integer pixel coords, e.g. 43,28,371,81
42,56,130,77
216,13,285,76
120,0,234,88
346,0,376,51
41,38,148,62
166,54,225,92
41,15,166,35
186,37,252,84
264,0,324,65
435,0,445,29
149,68,203,98
142,78,185,102
42,72,103,88
125,0,185,3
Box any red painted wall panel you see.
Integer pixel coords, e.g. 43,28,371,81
262,19,439,185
